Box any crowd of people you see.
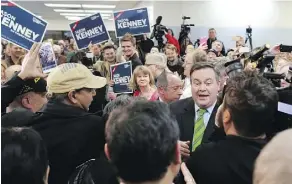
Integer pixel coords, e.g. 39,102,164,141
1,26,292,184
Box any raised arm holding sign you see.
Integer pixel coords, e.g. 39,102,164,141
1,1,48,50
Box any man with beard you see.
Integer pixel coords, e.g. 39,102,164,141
185,70,278,184
165,44,184,77
5,43,24,66
121,33,142,72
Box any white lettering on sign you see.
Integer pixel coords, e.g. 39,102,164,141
1,10,40,41
117,18,147,29
75,25,104,40
114,76,130,85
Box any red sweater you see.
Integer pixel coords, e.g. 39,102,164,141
165,33,180,54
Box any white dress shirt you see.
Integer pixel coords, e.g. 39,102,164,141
180,77,192,100
194,102,217,127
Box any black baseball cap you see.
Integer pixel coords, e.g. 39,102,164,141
18,77,47,96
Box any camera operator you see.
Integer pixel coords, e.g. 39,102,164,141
180,37,193,57
135,34,154,65
207,28,226,56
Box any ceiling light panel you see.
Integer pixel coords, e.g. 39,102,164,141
54,9,84,13
84,10,113,13
45,4,81,8
82,4,116,9
60,13,92,16
65,16,82,21
62,13,111,17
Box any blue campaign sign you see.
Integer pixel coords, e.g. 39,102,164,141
111,61,133,94
69,13,110,50
1,1,48,50
114,7,150,38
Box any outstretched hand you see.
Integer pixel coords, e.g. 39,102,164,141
181,162,196,184
18,43,47,80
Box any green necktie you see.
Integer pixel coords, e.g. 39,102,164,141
192,109,207,152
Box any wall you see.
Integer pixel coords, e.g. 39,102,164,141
46,0,292,49
149,0,292,49
46,19,116,31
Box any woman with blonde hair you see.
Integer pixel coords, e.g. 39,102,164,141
129,65,159,101
1,61,7,84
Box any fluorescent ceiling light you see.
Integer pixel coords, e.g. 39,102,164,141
45,4,81,8
62,13,110,17
65,14,110,20
101,13,111,17
54,9,84,13
60,13,92,17
62,13,111,17
65,16,82,21
84,10,113,13
82,4,116,9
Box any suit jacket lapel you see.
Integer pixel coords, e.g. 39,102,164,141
180,98,195,142
202,103,219,143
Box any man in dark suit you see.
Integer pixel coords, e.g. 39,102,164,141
157,71,183,103
185,70,278,184
169,63,220,158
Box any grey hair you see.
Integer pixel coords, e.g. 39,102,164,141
47,93,68,102
103,95,134,117
9,94,27,110
156,71,177,90
213,57,230,76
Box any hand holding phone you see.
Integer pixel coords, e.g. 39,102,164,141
199,37,208,46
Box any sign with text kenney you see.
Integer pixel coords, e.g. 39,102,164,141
110,61,133,94
69,13,109,50
1,1,48,50
114,7,150,38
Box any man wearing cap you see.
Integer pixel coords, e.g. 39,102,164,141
29,63,107,184
145,53,170,82
1,43,48,129
6,75,47,113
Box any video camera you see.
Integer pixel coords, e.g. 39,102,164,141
151,16,167,51
178,16,194,46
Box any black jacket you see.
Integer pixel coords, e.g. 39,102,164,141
1,75,106,184
127,53,142,72
1,75,26,114
167,58,184,77
185,135,267,184
27,101,106,184
169,98,219,148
